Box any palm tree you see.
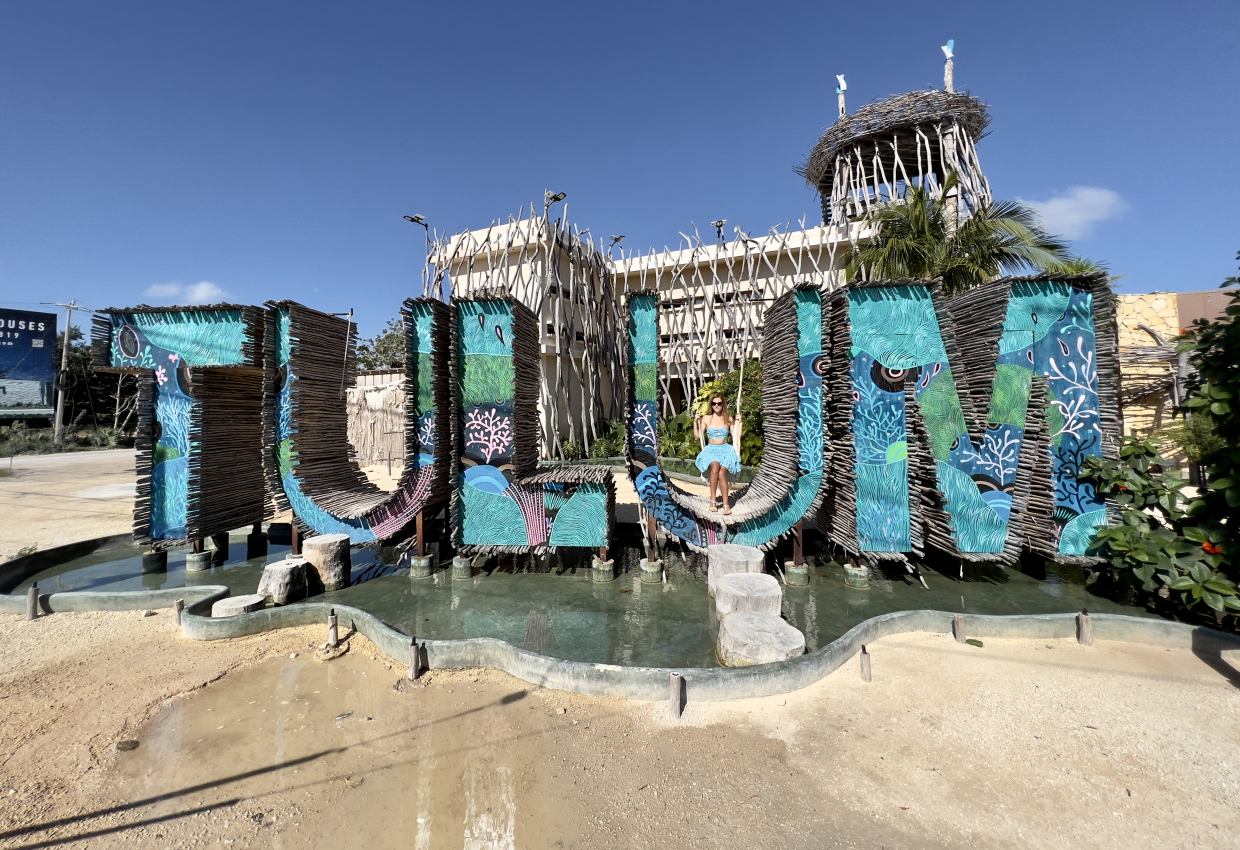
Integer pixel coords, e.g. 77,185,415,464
1043,255,1109,276
846,172,1072,295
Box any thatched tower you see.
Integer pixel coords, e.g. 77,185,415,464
799,89,992,225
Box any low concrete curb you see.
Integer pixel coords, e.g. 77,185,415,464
0,534,134,594
0,585,229,616
176,603,1240,701
5,573,1239,701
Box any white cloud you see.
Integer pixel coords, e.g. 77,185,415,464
143,282,182,298
143,280,227,305
1017,186,1128,240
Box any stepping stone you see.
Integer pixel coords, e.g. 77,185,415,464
706,543,765,598
717,611,805,667
715,573,782,622
303,533,352,592
256,558,307,605
211,594,266,618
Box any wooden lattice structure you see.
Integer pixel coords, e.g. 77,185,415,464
431,208,851,458
799,89,992,227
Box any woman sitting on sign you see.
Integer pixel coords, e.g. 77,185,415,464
693,393,742,515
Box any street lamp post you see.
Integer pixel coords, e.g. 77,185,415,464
403,215,431,298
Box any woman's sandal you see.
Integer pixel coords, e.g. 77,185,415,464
708,504,718,513
722,505,732,516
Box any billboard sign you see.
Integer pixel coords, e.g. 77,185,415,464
0,308,57,415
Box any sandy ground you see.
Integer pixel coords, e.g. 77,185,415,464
2,610,1237,849
5,453,1238,847
0,450,138,562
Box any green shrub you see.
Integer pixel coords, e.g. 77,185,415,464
1176,251,1239,579
1081,437,1237,619
1156,413,1225,464
658,411,699,461
588,419,625,459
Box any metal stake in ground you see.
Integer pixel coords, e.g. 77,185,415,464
409,639,420,681
669,671,683,719
860,645,872,682
26,583,38,621
328,609,339,648
174,598,185,626
953,614,966,644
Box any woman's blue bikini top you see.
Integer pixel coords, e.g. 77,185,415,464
706,426,731,441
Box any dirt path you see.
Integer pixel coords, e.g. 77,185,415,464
2,611,1236,849
0,450,137,562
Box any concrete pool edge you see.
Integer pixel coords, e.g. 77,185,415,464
5,579,1238,700
0,534,135,595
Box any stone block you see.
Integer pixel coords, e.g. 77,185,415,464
185,551,213,572
843,562,869,588
409,555,434,579
639,558,662,584
302,533,351,592
257,558,307,605
592,558,616,583
716,612,805,667
141,551,167,574
715,573,782,621
706,543,765,598
211,594,266,617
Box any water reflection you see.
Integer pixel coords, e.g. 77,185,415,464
18,528,1154,669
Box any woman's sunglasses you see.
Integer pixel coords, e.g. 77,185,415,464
711,401,723,407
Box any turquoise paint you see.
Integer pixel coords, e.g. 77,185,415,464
847,285,947,368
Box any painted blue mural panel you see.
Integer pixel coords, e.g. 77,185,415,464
847,281,1107,556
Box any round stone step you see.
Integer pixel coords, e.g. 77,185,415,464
717,611,806,667
302,533,351,592
706,543,765,598
211,594,267,618
715,572,782,621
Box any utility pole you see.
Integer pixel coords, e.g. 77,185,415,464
44,300,91,448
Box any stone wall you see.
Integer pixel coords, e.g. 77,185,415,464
1115,293,1178,438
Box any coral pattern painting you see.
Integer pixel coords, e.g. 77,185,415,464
455,298,610,552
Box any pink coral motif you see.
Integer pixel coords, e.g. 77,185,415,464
155,365,168,386
168,353,179,363
464,407,512,464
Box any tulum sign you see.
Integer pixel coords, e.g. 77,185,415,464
93,272,1117,565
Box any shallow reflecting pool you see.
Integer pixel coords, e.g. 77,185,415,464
16,526,1154,668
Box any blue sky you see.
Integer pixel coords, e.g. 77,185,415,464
0,1,1235,337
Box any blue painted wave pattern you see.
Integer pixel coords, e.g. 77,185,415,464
847,282,1107,556
627,290,826,550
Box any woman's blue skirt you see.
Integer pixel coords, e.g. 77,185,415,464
695,443,741,475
